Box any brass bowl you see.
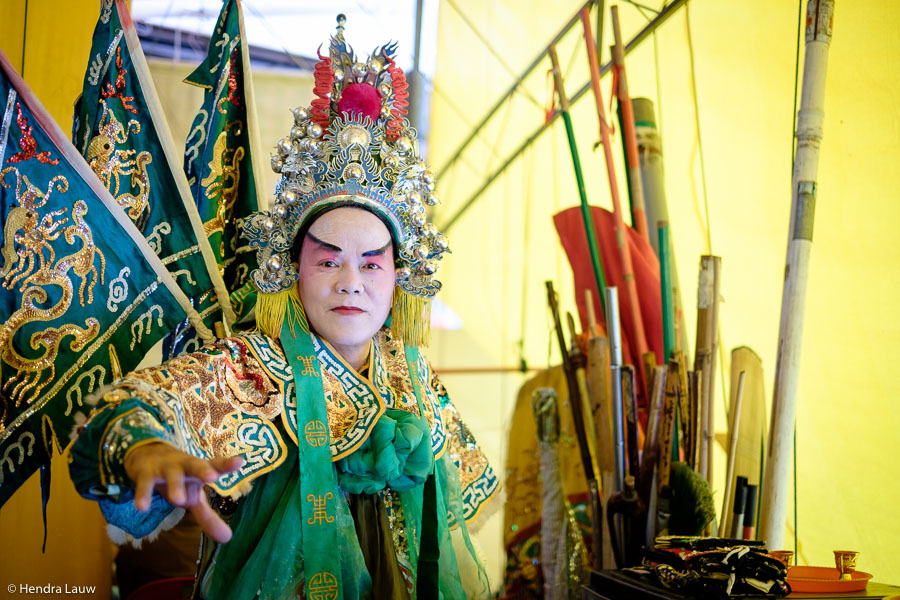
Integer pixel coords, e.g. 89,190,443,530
833,550,859,581
770,550,794,570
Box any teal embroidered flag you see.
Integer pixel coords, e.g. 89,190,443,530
0,47,207,507
184,0,265,323
73,0,235,354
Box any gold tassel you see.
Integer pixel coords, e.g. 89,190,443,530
390,287,431,347
254,286,309,340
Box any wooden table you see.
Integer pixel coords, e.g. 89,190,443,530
583,569,900,600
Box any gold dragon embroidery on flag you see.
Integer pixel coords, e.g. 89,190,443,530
201,127,244,261
86,99,152,232
0,168,105,427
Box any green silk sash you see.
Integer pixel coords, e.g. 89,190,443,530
279,319,344,600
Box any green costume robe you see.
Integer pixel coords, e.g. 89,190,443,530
69,328,500,599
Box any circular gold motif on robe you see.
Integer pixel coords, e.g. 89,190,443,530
304,419,328,447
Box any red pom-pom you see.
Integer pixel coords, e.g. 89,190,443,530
337,83,382,122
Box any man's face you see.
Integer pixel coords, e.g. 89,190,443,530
296,207,396,366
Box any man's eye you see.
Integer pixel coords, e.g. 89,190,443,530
319,260,337,268
363,263,381,270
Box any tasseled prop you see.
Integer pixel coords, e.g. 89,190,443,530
254,286,309,340
391,287,431,347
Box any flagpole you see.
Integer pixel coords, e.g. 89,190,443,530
759,0,835,549
117,1,237,331
577,9,647,359
548,44,608,314
610,6,650,244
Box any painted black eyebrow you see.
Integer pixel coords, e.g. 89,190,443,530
306,232,342,253
307,233,391,257
362,240,392,257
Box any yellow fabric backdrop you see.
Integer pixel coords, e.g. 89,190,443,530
1,0,897,595
428,0,900,590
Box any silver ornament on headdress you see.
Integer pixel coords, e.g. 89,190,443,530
242,21,448,299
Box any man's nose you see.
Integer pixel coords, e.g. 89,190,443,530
336,265,363,294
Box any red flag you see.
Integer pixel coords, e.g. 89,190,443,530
554,206,663,410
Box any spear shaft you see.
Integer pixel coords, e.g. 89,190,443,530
548,44,607,314
610,5,650,243
578,12,651,373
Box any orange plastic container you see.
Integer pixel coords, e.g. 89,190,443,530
786,566,872,593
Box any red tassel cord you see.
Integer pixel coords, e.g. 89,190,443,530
310,48,334,130
382,50,408,141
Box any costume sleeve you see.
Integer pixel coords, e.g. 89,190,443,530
420,355,502,530
68,333,291,542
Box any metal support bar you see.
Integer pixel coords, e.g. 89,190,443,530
436,0,594,179
438,0,686,233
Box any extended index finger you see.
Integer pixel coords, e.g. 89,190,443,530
180,454,243,484
190,491,233,544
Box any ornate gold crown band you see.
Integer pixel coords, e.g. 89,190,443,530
242,17,448,346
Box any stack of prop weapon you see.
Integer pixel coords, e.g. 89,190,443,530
541,2,774,576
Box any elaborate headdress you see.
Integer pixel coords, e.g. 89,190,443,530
243,16,448,346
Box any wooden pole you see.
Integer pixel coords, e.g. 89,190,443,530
694,255,721,483
578,10,652,388
610,5,650,243
548,45,608,315
759,0,835,549
585,291,616,567
718,372,746,537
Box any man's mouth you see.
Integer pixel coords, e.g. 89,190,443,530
332,306,365,315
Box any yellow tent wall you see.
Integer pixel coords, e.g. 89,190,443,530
429,0,900,590
0,0,897,595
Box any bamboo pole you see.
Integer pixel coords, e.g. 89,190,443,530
585,289,601,338
694,255,721,483
689,370,702,471
548,44,608,314
759,0,835,549
578,11,651,385
641,366,667,545
610,5,650,243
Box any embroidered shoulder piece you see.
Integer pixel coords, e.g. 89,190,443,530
281,333,385,460
280,329,448,462
373,329,446,457
102,334,289,496
434,369,501,524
